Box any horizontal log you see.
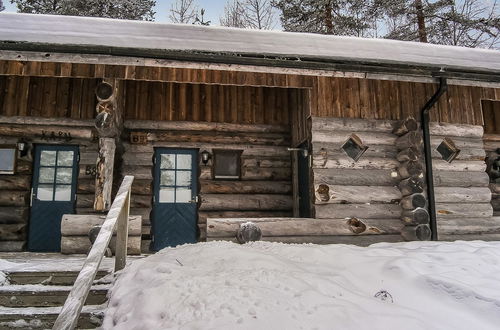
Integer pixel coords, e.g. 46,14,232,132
207,235,404,246
431,147,485,161
131,179,152,196
433,171,489,187
315,204,402,219
123,142,290,157
312,156,399,170
314,184,401,204
76,194,151,208
401,224,431,241
77,179,95,194
79,152,99,165
438,233,500,242
200,194,292,211
125,120,289,134
0,191,28,207
402,208,429,225
400,193,427,210
0,241,25,252
200,166,292,181
0,207,29,224
0,175,31,191
146,131,290,146
199,210,293,224
0,224,26,241
430,136,483,149
207,218,404,237
432,160,486,172
61,215,141,236
141,239,152,253
122,165,152,180
242,157,291,168
61,236,141,255
398,177,424,196
312,130,397,145
16,160,32,174
436,203,493,218
395,131,422,150
0,115,94,127
429,122,483,138
434,187,491,203
311,117,394,133
201,180,292,194
313,142,398,159
0,123,96,140
437,217,500,235
483,140,500,152
313,168,400,186
129,208,151,222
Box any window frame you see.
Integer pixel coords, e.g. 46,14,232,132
212,149,243,180
0,147,17,175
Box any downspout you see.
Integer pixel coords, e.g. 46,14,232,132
421,76,448,241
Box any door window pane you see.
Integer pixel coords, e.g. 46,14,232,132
160,154,175,169
176,188,192,203
56,168,73,184
159,187,175,203
37,184,53,201
161,171,175,186
38,168,55,184
176,171,191,186
57,151,74,166
40,151,56,166
177,154,192,170
55,185,72,201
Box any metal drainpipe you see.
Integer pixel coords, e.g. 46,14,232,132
421,76,448,241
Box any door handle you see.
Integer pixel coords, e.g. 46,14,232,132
189,196,199,203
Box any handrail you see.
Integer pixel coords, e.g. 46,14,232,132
53,175,134,330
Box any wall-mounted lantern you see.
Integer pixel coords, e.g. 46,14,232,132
201,150,211,165
16,139,28,157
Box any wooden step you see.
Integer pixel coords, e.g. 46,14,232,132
0,285,108,308
5,270,110,286
0,305,104,329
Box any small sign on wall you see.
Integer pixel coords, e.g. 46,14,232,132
130,132,148,144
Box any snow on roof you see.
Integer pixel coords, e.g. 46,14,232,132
1,12,500,75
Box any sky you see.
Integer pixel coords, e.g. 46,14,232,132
2,0,229,24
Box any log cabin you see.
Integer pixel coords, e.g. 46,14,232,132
0,12,499,253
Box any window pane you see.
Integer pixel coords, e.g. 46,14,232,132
0,149,16,173
57,151,74,166
37,184,53,201
56,168,73,184
176,171,191,186
177,154,192,170
159,187,175,203
40,151,56,166
160,170,175,186
176,188,191,203
215,151,240,178
55,185,72,201
39,168,55,184
160,154,175,170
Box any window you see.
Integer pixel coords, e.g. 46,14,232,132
213,150,242,180
0,148,16,175
482,100,500,134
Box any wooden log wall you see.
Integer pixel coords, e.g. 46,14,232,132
123,80,304,125
0,117,99,251
311,117,404,244
122,120,294,251
0,76,98,119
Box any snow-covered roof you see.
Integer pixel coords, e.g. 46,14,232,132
1,12,500,77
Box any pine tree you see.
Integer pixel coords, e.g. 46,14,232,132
10,0,156,20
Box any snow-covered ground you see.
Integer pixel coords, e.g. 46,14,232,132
103,241,500,330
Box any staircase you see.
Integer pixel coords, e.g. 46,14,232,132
0,270,111,329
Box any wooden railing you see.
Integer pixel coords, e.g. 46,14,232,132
53,175,134,330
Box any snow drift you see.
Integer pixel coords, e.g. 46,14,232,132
103,241,500,330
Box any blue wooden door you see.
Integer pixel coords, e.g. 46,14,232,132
152,148,198,250
28,145,79,252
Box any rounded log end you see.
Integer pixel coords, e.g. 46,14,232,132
415,224,431,241
347,217,367,234
236,222,262,244
316,184,330,202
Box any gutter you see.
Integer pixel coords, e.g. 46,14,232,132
421,77,448,241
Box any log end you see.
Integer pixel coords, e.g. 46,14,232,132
236,222,262,244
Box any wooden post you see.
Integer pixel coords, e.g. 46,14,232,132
94,138,116,211
115,189,130,272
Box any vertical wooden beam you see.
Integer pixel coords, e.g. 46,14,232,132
94,138,116,211
115,189,130,272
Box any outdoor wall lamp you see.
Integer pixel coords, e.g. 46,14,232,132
201,150,211,165
17,139,28,157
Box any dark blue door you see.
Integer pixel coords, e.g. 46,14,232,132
152,148,198,250
28,145,79,252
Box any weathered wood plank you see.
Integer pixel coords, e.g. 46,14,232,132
435,203,493,218
313,156,400,170
0,175,31,191
199,194,292,211
313,168,400,186
437,217,500,235
433,171,490,187
0,224,26,241
315,204,402,219
0,191,28,207
201,180,292,194
207,235,404,245
312,130,397,145
311,117,394,133
199,210,293,224
314,184,401,204
60,236,141,255
0,207,29,224
429,122,483,138
61,214,141,236
434,187,491,203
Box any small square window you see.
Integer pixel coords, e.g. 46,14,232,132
213,150,242,180
0,148,16,175
436,138,460,163
341,134,368,162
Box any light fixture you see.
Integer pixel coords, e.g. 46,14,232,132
201,150,211,165
17,139,28,157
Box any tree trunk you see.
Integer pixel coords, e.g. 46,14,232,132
415,0,428,43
